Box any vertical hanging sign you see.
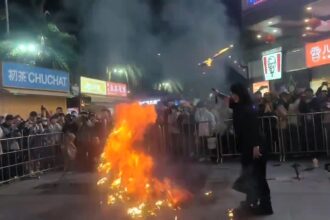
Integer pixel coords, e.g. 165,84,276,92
262,47,282,81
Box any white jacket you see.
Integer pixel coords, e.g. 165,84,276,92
211,101,232,134
195,107,216,136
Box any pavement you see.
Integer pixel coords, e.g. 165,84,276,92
0,160,330,220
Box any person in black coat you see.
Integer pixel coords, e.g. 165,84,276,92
230,83,273,216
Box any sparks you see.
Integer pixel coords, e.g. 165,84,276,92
98,103,192,218
204,191,213,197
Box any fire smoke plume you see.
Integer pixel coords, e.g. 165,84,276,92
97,103,191,218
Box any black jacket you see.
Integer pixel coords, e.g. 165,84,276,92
232,103,262,164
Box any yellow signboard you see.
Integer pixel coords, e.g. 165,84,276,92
80,77,106,95
253,81,270,96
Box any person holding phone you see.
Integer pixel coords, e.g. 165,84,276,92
229,83,273,216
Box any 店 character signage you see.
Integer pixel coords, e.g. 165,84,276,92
306,39,330,68
262,47,282,81
2,62,70,92
106,82,127,97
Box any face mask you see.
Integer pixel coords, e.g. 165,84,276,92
86,120,93,127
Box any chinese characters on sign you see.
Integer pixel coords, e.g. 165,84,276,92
80,77,107,95
80,76,127,97
106,82,127,97
306,39,330,68
262,47,282,81
2,62,70,92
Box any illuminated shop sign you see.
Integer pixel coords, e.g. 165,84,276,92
106,82,127,97
2,62,70,92
306,38,330,68
81,76,128,97
247,0,267,6
243,0,268,10
262,47,282,81
253,81,270,96
139,99,160,105
80,77,107,95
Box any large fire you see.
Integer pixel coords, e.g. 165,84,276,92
97,103,192,218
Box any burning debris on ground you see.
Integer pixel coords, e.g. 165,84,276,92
97,103,192,219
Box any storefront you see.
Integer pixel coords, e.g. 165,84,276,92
0,62,70,118
305,38,330,91
78,76,128,112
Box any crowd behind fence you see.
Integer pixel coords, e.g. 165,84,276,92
0,132,63,184
1,111,330,184
0,106,113,185
148,111,330,163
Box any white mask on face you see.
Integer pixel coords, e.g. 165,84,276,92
86,120,94,127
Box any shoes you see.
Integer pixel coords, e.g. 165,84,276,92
233,201,256,218
251,201,274,216
239,200,257,209
234,200,273,217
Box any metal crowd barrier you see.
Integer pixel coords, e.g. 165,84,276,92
283,112,330,160
0,132,63,185
149,112,330,163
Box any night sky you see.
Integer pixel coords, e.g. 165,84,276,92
1,0,243,97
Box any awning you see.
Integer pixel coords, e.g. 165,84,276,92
2,88,71,97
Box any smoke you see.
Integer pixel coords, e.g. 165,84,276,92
64,0,238,98
159,0,238,97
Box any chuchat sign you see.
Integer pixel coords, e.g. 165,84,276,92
81,76,127,97
262,47,282,81
80,76,107,95
306,39,330,68
2,62,70,92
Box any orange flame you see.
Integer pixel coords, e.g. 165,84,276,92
98,103,191,218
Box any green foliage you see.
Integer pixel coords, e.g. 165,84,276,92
0,0,78,72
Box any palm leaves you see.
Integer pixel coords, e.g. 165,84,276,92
0,1,78,72
154,80,183,94
107,64,143,89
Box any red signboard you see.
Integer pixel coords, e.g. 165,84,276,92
106,82,127,97
306,39,330,68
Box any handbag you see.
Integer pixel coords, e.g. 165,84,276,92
232,165,257,194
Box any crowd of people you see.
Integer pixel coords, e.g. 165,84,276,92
0,106,113,181
256,82,330,119
154,82,330,159
1,82,330,181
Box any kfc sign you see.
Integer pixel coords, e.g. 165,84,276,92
106,82,127,97
262,47,282,81
306,39,330,68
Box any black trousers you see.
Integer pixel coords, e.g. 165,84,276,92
234,158,271,204
250,158,271,203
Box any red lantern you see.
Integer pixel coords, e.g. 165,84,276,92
265,34,276,43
